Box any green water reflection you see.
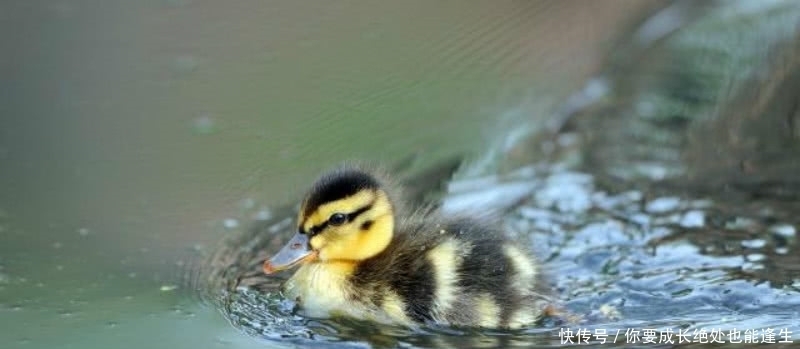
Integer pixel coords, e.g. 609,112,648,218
0,1,659,348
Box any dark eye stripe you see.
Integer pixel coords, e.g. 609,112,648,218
303,203,374,236
305,222,327,236
344,204,372,222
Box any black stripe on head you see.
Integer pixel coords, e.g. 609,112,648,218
305,203,374,236
346,204,373,222
303,168,381,218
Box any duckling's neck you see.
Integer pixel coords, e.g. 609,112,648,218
286,259,364,304
313,260,358,275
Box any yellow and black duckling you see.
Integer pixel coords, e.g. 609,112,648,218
263,165,549,329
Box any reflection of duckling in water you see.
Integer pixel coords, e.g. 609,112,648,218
263,165,550,329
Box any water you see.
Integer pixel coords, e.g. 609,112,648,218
3,1,800,348
205,161,800,348
198,2,800,347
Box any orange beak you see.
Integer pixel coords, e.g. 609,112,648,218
263,232,318,274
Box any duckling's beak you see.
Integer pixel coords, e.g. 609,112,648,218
263,232,318,274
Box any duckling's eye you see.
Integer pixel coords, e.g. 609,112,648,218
328,213,347,226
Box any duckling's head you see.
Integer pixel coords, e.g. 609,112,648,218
263,168,396,274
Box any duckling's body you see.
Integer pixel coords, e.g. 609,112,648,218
264,166,548,329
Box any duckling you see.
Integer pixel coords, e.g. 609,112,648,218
263,165,549,329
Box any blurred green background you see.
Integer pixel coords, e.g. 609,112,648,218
1,1,665,348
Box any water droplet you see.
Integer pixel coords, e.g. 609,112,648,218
741,262,764,271
191,113,215,135
679,210,705,228
745,254,765,262
770,224,796,238
223,219,239,229
740,239,766,249
645,197,681,213
253,208,273,221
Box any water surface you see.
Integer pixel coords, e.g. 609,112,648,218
1,1,661,348
203,1,800,347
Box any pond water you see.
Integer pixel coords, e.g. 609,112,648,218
3,1,800,348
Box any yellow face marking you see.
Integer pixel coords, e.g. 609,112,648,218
302,190,376,232
474,293,500,328
317,215,392,261
302,190,395,262
426,239,465,317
